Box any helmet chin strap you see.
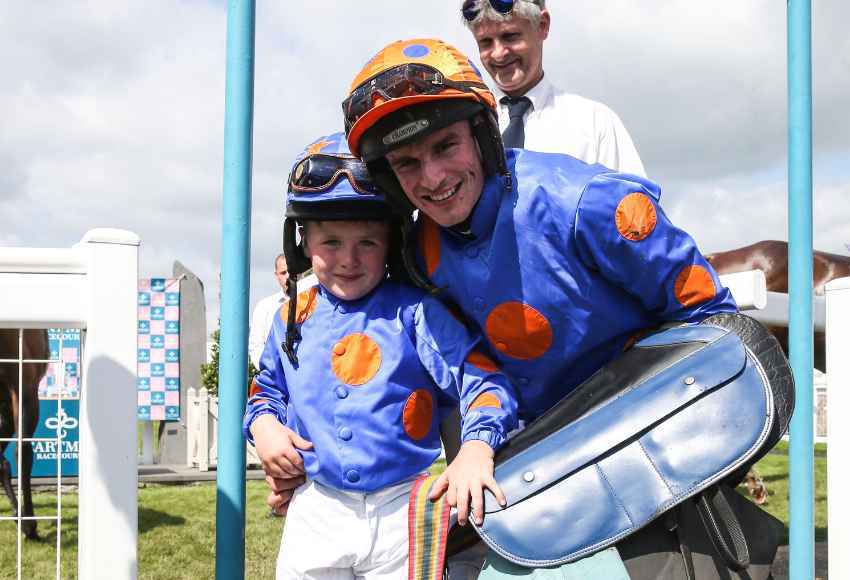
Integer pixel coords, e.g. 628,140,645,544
281,275,301,366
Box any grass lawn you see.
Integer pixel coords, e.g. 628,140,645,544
0,449,826,579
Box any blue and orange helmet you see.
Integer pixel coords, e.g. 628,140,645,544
283,132,399,277
342,39,510,209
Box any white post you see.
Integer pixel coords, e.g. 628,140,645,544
139,422,154,465
827,277,850,580
186,387,197,467
198,388,210,472
718,269,767,311
77,229,140,580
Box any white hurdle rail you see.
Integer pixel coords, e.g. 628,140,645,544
719,270,848,579
0,229,139,580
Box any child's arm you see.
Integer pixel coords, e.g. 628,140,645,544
244,317,313,480
409,296,519,526
249,414,313,478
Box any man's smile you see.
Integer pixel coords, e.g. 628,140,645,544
424,182,461,203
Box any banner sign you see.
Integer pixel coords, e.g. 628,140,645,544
137,278,181,421
6,328,81,477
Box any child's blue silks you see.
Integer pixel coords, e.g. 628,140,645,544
479,548,630,579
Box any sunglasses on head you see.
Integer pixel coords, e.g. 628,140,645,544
462,0,521,22
289,154,380,195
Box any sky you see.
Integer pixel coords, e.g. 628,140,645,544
1,1,848,336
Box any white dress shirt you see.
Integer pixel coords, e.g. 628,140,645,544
495,75,646,177
248,290,286,368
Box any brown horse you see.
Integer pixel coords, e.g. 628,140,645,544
706,239,850,370
0,329,48,540
706,239,850,295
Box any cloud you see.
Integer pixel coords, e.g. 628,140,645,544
1,0,847,338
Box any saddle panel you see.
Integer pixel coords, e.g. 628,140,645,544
484,329,747,514
472,315,786,567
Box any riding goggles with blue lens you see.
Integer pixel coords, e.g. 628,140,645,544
288,154,379,195
461,0,540,22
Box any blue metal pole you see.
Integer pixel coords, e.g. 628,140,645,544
787,1,814,579
216,1,255,578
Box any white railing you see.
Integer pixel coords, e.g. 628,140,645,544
186,387,260,471
0,229,139,580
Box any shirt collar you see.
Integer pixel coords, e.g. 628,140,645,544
494,72,553,114
447,171,505,242
315,279,384,307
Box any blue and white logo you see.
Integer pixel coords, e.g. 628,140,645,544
45,409,79,439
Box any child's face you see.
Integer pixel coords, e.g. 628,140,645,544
303,220,390,301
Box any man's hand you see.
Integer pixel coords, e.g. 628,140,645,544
250,414,313,478
428,439,506,526
265,473,305,517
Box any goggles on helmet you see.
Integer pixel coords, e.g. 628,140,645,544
342,63,488,134
288,154,379,195
461,0,541,22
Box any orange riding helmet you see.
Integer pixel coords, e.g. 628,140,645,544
342,39,510,211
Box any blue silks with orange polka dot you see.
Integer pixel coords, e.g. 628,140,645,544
244,279,518,492
415,148,737,423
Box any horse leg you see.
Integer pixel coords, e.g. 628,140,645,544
0,453,19,517
0,403,19,516
19,387,39,540
20,440,38,540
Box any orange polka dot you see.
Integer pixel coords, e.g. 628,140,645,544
469,392,502,411
465,351,499,373
278,286,319,326
485,302,553,360
330,333,382,386
674,265,717,307
403,389,433,440
615,192,657,242
417,217,441,277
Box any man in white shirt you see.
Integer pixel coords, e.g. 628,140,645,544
462,0,646,176
248,253,289,368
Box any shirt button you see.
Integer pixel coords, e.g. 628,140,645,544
495,341,508,352
339,427,352,441
518,377,529,386
333,342,346,356
335,386,348,399
345,469,360,483
465,246,479,258
473,297,485,311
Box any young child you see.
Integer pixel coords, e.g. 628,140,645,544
244,133,518,580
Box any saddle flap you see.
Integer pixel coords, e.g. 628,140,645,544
484,327,747,514
468,316,784,568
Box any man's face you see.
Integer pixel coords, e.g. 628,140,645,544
472,11,550,97
385,121,485,228
274,258,289,291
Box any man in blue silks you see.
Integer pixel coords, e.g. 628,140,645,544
338,36,741,579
